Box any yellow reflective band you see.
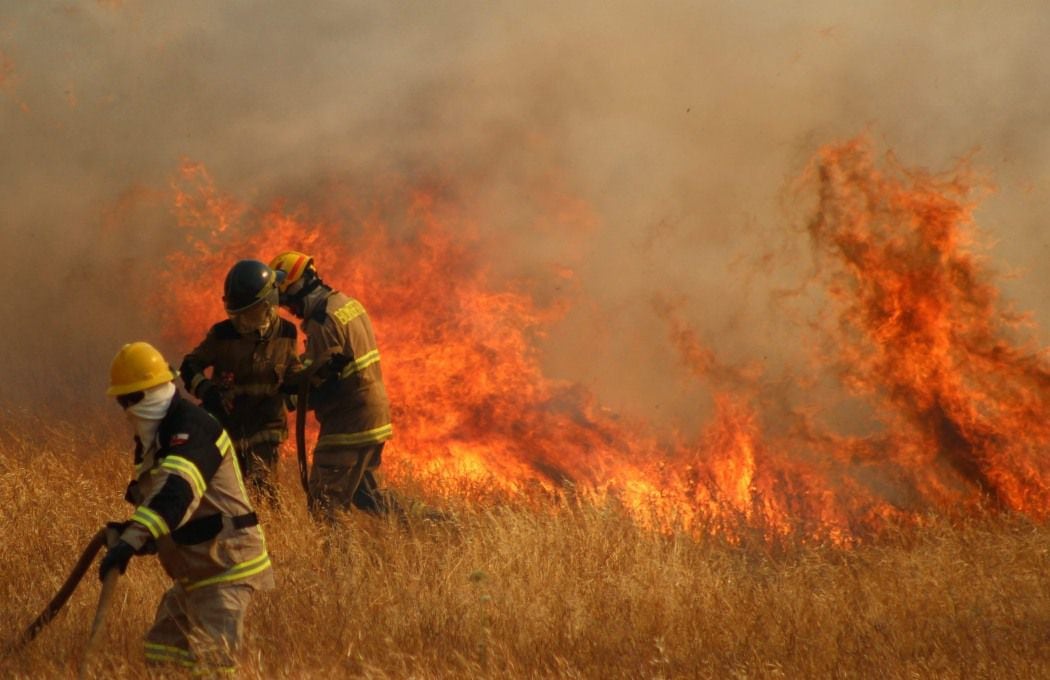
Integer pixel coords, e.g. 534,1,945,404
340,349,380,378
331,299,365,325
220,430,251,499
184,551,271,592
160,456,206,497
317,423,393,449
145,652,195,668
131,506,170,538
216,431,234,457
144,642,193,660
220,429,251,499
229,449,250,500
193,667,236,675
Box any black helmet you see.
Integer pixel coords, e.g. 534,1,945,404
223,260,283,313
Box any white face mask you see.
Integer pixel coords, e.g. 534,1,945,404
124,382,176,448
127,412,161,450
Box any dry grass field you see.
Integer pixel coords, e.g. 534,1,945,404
1,414,1048,679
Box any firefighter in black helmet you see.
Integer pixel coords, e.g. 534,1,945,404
179,260,302,501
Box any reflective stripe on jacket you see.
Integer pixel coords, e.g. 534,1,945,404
303,290,392,449
120,393,275,591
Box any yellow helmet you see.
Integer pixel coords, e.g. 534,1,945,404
269,251,314,293
107,342,176,396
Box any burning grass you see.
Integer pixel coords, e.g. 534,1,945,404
3,136,1049,676
145,137,1050,548
0,419,1048,678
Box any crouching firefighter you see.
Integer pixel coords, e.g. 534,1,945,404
269,251,393,521
101,341,274,674
180,260,302,503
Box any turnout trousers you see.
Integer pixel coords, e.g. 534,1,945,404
308,443,385,520
144,582,255,676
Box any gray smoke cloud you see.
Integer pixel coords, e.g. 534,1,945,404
0,1,1047,430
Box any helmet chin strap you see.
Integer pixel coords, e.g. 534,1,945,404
261,305,278,335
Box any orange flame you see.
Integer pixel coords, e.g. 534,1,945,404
147,137,1050,542
805,138,1050,518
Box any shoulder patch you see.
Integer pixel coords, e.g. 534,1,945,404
331,298,366,325
169,433,190,446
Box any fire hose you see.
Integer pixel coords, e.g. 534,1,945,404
8,526,121,675
12,528,107,649
296,377,310,505
78,567,119,679
294,349,339,511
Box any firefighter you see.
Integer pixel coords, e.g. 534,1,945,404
269,251,392,520
100,341,274,674
180,260,301,502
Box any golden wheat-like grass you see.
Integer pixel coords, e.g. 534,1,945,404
0,414,1048,678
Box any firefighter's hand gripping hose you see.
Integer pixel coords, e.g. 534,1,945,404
98,540,135,581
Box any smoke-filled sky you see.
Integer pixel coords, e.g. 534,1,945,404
1,1,1048,428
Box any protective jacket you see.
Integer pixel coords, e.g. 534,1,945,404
303,290,392,451
179,318,300,449
119,392,274,592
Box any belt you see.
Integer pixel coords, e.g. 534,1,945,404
171,512,259,546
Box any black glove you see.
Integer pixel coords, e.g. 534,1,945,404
315,353,350,383
200,384,229,421
106,520,129,536
106,520,156,555
99,540,135,581
329,353,351,373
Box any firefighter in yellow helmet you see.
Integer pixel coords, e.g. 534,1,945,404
269,251,393,519
179,260,302,502
101,341,274,674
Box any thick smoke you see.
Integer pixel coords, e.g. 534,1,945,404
0,1,1047,431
